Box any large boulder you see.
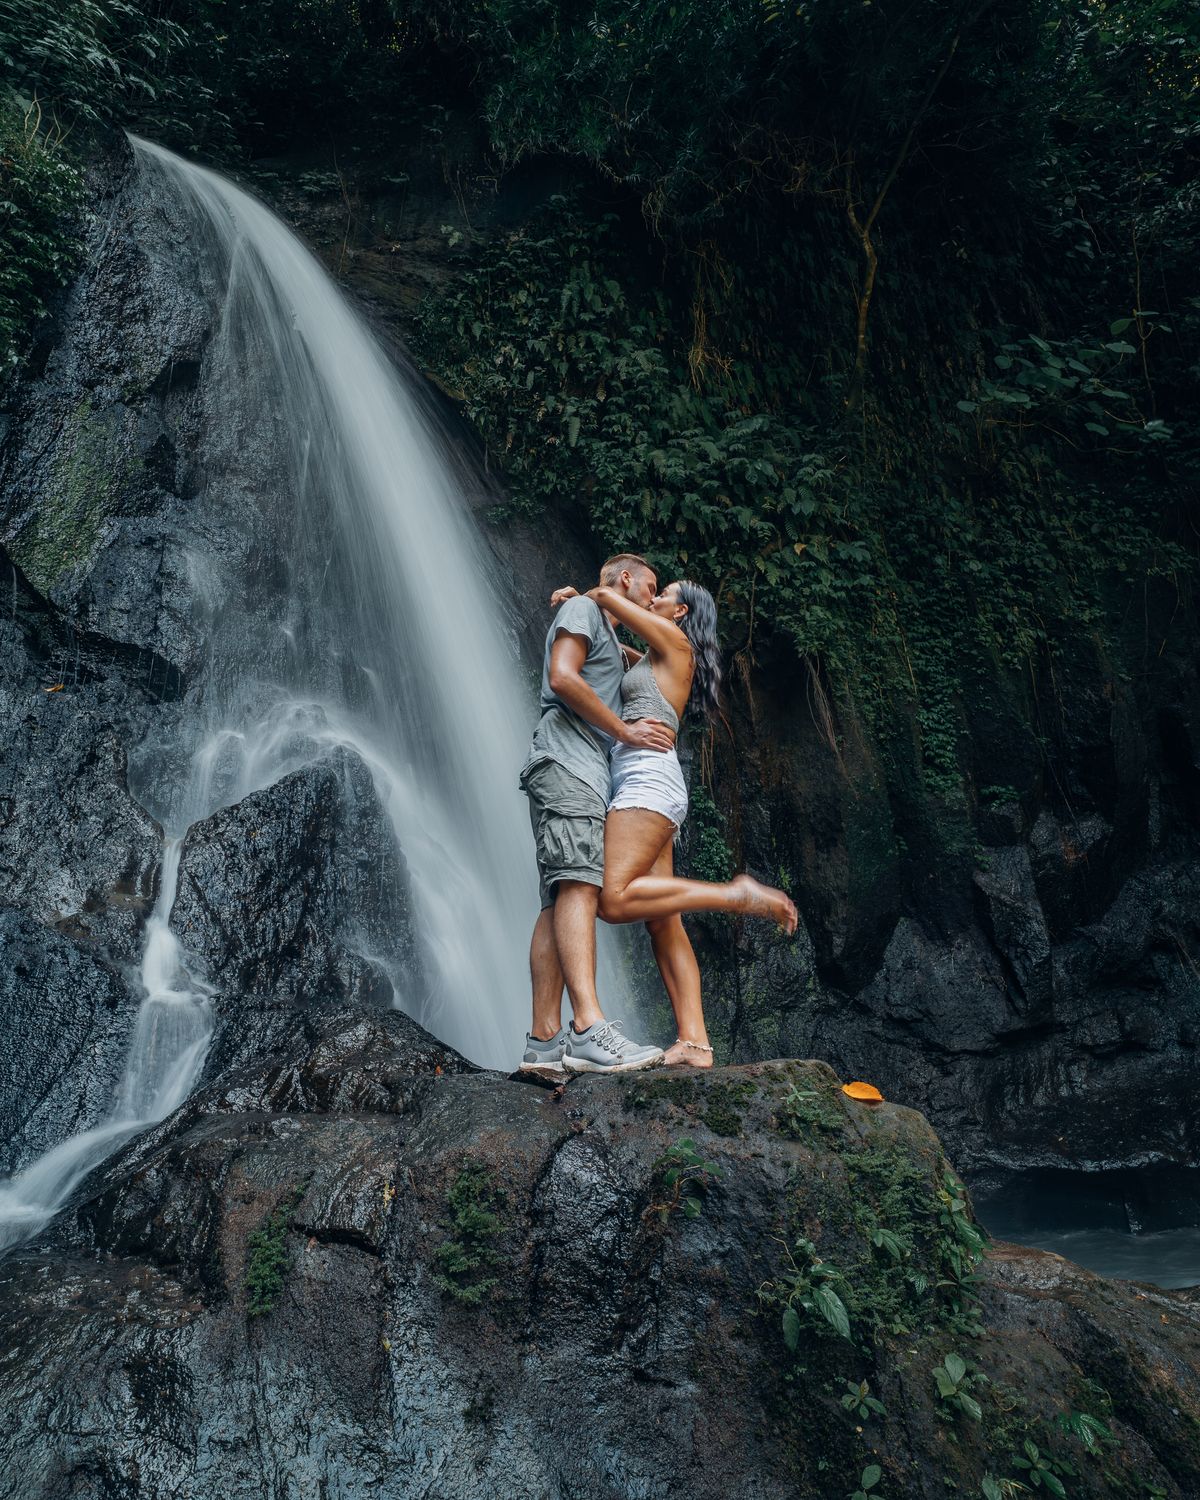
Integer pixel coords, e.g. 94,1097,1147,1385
0,1021,1194,1499
172,749,420,1080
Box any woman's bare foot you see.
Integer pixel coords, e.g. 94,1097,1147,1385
731,874,799,933
663,1038,714,1068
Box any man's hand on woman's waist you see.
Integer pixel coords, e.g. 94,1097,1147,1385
620,718,674,752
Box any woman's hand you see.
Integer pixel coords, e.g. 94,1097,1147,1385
549,585,579,607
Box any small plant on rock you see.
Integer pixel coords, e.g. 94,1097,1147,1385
848,1463,884,1500
775,1082,843,1140
981,1478,1026,1500
760,1236,853,1347
858,1206,907,1266
433,1163,506,1305
644,1136,722,1225
1053,1409,1114,1454
1010,1438,1076,1496
933,1350,986,1421
935,1171,988,1327
841,1378,886,1422
244,1181,307,1317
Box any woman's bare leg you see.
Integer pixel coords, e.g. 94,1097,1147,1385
644,845,712,1068
599,809,798,931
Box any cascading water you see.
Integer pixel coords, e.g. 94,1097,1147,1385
0,138,630,1254
0,842,212,1252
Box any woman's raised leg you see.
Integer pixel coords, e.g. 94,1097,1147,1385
643,843,712,1068
599,808,798,931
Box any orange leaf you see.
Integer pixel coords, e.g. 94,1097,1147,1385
842,1080,884,1103
43,683,64,693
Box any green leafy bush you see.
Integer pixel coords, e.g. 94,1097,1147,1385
761,1235,854,1347
0,97,82,376
243,1182,307,1317
433,1163,506,1304
415,192,1190,807
933,1351,986,1422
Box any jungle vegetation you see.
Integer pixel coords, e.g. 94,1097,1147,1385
2,0,1197,814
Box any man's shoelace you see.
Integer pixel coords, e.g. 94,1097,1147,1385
589,1020,633,1055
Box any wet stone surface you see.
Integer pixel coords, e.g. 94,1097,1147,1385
0,1023,1197,1499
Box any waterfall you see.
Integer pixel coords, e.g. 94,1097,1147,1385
123,132,559,1064
0,138,630,1255
0,841,211,1252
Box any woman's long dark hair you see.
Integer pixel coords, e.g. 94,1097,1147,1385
675,580,722,723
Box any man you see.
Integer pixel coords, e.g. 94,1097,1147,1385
519,553,671,1075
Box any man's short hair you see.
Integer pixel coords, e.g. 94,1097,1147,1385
600,552,654,587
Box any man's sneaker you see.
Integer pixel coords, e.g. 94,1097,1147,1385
518,1027,569,1081
563,1019,664,1075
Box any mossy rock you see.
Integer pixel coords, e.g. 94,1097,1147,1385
10,396,142,593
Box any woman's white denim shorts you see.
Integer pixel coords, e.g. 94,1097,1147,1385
608,743,689,830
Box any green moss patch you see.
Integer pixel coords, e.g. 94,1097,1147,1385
10,396,139,592
623,1073,757,1137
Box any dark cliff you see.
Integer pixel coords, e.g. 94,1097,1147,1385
2,1011,1198,1500
0,126,1198,1500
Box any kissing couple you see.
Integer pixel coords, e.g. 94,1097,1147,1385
518,552,798,1078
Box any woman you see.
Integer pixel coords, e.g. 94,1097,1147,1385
551,578,798,1068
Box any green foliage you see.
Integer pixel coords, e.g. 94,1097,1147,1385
760,1124,990,1375
841,1379,886,1423
1010,1437,1077,1497
683,783,735,884
243,1182,307,1317
848,1464,884,1500
935,1171,989,1324
774,1081,844,1140
761,1236,854,1347
0,97,82,377
645,1135,722,1225
958,331,1169,450
0,0,228,149
697,1080,754,1137
433,1163,506,1304
1053,1410,1114,1455
415,190,1191,810
933,1351,987,1423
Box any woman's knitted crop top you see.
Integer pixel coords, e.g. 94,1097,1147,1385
619,653,680,734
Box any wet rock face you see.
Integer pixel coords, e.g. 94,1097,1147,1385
657,615,1200,1187
0,143,215,675
0,1021,1196,1500
0,911,139,1176
0,552,166,963
0,549,166,1177
174,750,416,1006
173,748,420,1078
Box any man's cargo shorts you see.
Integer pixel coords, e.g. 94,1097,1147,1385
520,758,608,909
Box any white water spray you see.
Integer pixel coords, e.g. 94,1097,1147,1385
0,842,211,1252
125,133,554,1064
0,138,631,1254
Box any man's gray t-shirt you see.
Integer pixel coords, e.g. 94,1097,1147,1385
520,596,623,803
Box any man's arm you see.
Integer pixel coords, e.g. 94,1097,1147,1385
549,632,674,751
